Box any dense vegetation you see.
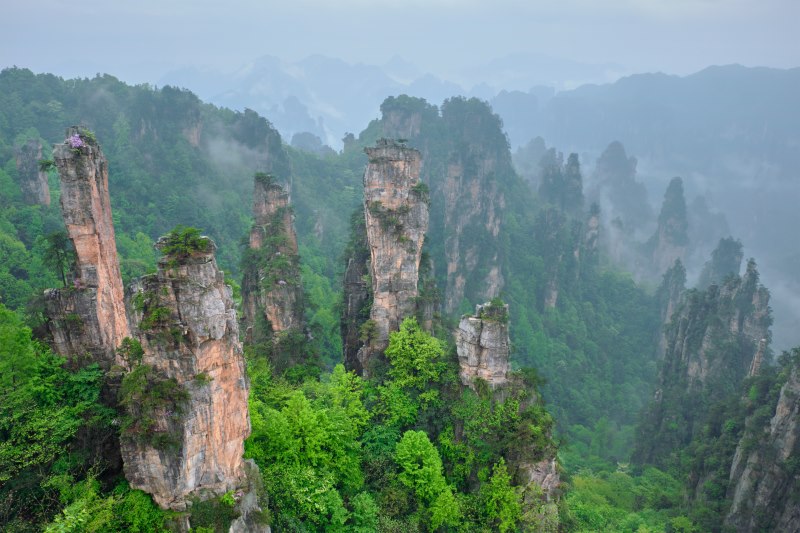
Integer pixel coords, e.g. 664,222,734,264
0,68,795,531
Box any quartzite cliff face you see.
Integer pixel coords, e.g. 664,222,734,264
14,138,51,206
636,257,772,466
123,237,254,516
378,96,507,313
725,363,800,532
42,128,262,529
353,139,429,373
241,173,304,346
455,302,561,509
44,128,130,368
456,302,511,389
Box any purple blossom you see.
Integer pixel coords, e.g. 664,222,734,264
68,134,84,148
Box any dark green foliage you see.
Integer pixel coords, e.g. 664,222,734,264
0,303,128,530
118,364,189,451
158,225,211,263
189,492,240,533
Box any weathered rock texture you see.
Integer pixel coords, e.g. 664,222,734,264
241,173,304,340
647,177,689,278
725,364,800,532
378,96,507,314
123,238,251,513
355,139,428,372
455,302,562,507
14,138,51,206
44,128,129,368
635,258,772,466
341,215,371,374
456,302,510,389
655,260,687,359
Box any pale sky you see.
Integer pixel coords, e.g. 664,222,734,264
2,0,798,85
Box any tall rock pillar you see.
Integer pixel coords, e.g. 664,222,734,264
356,139,428,374
123,235,254,516
14,138,51,206
44,127,130,368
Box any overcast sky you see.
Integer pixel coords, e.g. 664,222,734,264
2,0,798,86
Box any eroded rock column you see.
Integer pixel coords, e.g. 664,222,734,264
356,139,428,373
123,237,252,513
44,127,129,368
456,302,510,389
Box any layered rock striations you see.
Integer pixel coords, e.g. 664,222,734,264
379,96,508,313
44,128,130,368
14,138,51,206
355,139,428,373
123,236,254,516
635,258,772,466
456,301,511,389
241,173,304,338
455,301,561,508
725,362,800,532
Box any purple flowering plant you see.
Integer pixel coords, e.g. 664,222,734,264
68,134,84,149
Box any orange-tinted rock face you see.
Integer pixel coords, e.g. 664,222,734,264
123,242,251,511
357,139,428,372
14,138,51,206
46,128,129,367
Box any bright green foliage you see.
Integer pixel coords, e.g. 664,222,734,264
245,364,369,529
0,303,120,529
479,458,522,532
349,492,380,532
564,467,689,532
395,430,461,528
385,317,447,406
158,225,211,262
44,477,167,532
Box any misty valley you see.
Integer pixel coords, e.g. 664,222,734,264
0,65,798,533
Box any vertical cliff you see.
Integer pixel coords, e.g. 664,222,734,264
655,260,687,359
14,138,51,206
378,96,508,314
354,139,428,373
647,177,689,277
341,213,372,374
456,301,511,389
697,237,744,290
455,301,561,513
123,232,255,518
725,361,800,532
44,127,129,368
635,258,772,466
241,173,304,343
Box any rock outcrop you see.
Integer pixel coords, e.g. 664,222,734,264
635,258,772,466
241,173,303,337
14,138,51,206
697,237,744,290
123,236,253,516
456,301,561,509
456,302,510,389
44,128,129,368
341,214,371,374
655,260,687,359
354,139,428,373
647,177,689,277
725,363,800,532
378,96,507,314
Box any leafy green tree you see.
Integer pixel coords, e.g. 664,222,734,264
41,231,74,287
479,458,522,532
